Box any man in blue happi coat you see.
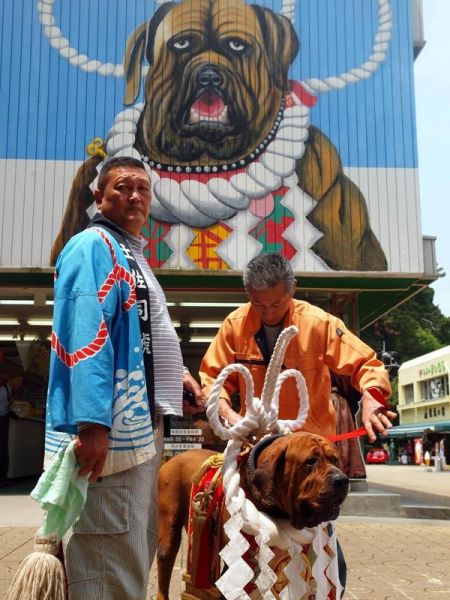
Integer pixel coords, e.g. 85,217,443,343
45,156,205,599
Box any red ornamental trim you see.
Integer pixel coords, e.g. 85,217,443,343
93,228,136,311
51,320,109,368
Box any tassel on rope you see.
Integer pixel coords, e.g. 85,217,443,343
5,534,66,600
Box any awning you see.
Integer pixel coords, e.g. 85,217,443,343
387,420,450,438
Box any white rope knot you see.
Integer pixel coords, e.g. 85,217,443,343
207,325,308,442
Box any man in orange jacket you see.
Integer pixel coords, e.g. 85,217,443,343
200,253,395,442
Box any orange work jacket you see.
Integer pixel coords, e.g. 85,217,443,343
200,299,391,437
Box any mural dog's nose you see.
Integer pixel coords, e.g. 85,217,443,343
197,65,223,87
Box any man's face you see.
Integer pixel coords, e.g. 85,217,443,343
94,166,151,235
247,281,294,326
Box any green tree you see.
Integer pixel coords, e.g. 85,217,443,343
361,287,450,364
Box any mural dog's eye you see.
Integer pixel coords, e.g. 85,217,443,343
228,39,247,52
171,38,191,51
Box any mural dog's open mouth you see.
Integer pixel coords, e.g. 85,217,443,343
188,87,229,124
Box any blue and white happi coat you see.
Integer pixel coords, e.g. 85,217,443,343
45,227,155,476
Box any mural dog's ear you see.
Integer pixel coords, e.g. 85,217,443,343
123,2,175,106
123,22,148,106
252,5,299,92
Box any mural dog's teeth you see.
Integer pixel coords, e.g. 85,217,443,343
189,105,229,124
220,106,229,124
189,108,200,123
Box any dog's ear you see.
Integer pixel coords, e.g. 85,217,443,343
145,2,176,65
123,3,175,105
251,445,287,502
123,22,148,106
252,5,299,92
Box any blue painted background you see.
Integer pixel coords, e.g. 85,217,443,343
0,0,417,167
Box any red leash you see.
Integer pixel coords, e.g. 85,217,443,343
327,426,367,443
328,388,391,443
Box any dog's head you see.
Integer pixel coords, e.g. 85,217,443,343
248,431,349,529
123,0,298,164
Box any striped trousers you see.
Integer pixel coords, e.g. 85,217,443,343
64,423,164,600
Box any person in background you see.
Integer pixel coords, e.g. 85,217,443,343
45,156,204,600
0,375,23,487
200,253,395,442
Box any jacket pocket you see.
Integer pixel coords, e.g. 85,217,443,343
284,356,321,373
234,353,266,366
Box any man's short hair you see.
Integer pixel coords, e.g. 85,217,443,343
97,156,149,192
243,253,296,293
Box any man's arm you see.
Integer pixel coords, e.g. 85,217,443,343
324,316,395,441
76,424,110,482
359,388,396,442
47,231,119,478
199,318,242,424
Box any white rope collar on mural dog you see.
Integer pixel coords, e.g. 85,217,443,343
38,0,392,95
205,325,341,599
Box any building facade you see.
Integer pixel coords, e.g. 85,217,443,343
392,346,450,464
398,346,450,428
0,0,440,471
0,0,437,332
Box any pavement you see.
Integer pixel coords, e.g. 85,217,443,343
1,464,450,599
364,463,450,506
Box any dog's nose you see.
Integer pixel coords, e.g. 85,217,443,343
331,473,349,490
197,66,223,87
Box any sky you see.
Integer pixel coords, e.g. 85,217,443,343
414,0,450,316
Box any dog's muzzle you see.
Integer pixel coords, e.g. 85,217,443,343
293,470,349,529
180,64,237,139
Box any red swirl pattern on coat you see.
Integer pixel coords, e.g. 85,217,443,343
51,320,109,368
93,228,136,312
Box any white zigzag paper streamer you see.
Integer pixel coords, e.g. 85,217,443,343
280,543,310,599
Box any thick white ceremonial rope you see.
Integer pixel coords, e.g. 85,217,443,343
39,0,391,94
259,325,309,434
206,325,342,599
292,0,392,95
37,0,124,76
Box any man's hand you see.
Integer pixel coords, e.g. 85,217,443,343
75,424,109,482
361,389,397,443
218,397,242,427
182,372,206,415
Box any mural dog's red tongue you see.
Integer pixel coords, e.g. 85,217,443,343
190,88,227,121
193,88,224,117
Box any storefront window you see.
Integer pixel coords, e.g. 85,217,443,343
420,375,449,402
403,383,414,404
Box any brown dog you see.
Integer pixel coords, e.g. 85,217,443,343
157,431,349,599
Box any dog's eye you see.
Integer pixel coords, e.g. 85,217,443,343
305,457,318,468
172,39,190,51
228,40,246,52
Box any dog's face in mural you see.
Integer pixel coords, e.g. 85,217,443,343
124,0,298,164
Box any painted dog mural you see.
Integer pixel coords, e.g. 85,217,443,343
46,0,393,272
